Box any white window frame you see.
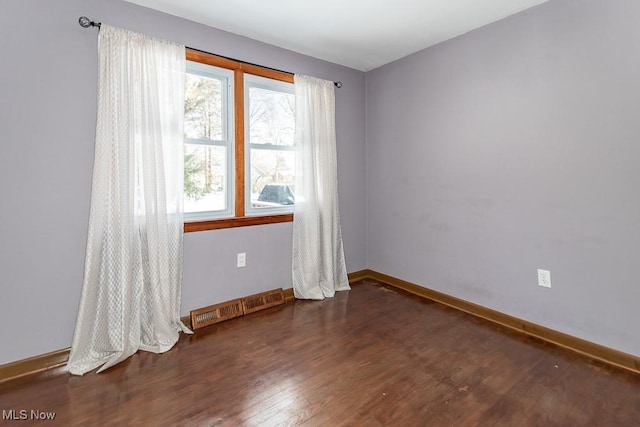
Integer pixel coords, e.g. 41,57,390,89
244,73,296,216
184,60,235,222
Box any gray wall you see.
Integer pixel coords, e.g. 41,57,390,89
366,0,640,357
4,0,638,366
0,0,366,365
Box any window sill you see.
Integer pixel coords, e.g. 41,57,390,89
184,213,293,233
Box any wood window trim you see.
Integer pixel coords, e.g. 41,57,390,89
184,213,294,232
184,49,294,233
186,50,294,84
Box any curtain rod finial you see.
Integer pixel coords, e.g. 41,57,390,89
78,16,92,28
79,16,101,28
334,81,343,88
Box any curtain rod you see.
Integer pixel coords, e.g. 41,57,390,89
78,16,343,88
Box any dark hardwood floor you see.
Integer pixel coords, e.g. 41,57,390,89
2,279,639,426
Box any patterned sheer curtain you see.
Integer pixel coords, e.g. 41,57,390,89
292,75,350,299
67,25,191,375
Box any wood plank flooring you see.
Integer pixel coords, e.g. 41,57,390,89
1,279,639,426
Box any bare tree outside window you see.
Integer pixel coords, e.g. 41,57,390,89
184,67,231,217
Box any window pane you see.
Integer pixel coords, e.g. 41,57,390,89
184,145,227,213
185,73,224,141
248,86,295,146
250,149,295,209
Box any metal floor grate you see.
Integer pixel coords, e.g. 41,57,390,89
190,289,286,330
241,289,285,315
190,299,244,330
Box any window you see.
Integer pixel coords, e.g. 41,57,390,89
184,50,295,232
245,75,295,215
184,62,234,221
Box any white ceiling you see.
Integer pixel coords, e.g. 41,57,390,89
124,0,549,71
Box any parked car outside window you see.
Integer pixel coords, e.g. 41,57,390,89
252,183,295,208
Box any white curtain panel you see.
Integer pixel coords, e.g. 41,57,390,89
292,75,350,300
67,25,191,376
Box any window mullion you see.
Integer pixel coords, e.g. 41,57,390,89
234,68,245,218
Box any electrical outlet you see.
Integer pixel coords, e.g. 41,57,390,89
537,269,551,288
237,252,246,268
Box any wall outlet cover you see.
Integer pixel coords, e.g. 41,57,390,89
237,252,246,268
537,269,551,288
